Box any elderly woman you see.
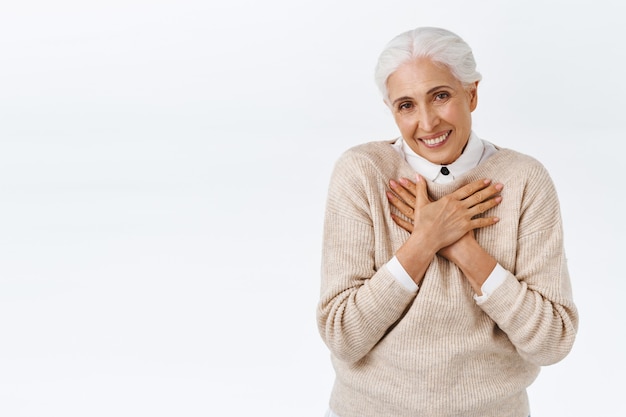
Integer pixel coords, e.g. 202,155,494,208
317,27,578,417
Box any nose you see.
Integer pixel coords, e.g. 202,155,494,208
418,105,439,132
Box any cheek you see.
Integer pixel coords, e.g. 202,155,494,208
444,106,471,128
394,115,418,135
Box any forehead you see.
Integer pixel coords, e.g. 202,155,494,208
387,58,461,99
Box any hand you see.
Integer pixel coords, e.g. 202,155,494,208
387,175,503,253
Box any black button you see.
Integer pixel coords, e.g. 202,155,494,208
440,167,450,175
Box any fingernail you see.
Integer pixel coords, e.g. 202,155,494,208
495,183,503,191
389,180,397,188
493,217,500,223
399,177,408,185
495,196,502,203
386,191,393,199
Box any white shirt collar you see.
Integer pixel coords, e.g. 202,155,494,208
392,131,495,184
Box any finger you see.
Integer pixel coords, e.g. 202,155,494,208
469,215,500,230
389,179,416,209
463,182,504,209
468,195,503,217
391,213,414,233
453,178,492,201
398,177,417,198
414,174,431,207
386,191,414,219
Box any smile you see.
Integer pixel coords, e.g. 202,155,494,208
421,131,451,146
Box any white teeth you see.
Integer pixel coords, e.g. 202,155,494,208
422,131,450,146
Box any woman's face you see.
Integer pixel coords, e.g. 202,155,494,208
386,58,478,165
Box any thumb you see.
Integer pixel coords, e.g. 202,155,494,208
414,174,430,207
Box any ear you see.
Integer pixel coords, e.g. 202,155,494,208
467,81,479,112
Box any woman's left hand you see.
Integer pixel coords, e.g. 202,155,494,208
387,177,420,233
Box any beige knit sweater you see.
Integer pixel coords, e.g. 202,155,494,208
317,140,578,417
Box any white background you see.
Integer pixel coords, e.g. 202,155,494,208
1,1,624,416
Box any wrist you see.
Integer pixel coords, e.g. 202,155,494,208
395,233,438,284
444,235,478,265
449,238,496,294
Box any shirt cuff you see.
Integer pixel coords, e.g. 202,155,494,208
473,263,507,303
386,256,419,292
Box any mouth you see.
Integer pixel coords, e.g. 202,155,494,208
419,130,451,147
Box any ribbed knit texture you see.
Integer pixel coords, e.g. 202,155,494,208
317,140,578,417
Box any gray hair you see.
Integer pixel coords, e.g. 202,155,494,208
374,27,482,102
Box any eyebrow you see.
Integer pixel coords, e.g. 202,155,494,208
391,85,454,106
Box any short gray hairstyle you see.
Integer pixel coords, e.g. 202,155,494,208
374,27,482,102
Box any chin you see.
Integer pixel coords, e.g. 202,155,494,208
427,154,454,165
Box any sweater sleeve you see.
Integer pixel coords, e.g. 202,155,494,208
316,151,417,364
477,163,579,366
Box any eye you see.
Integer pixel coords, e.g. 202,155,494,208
434,92,450,101
397,102,414,111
